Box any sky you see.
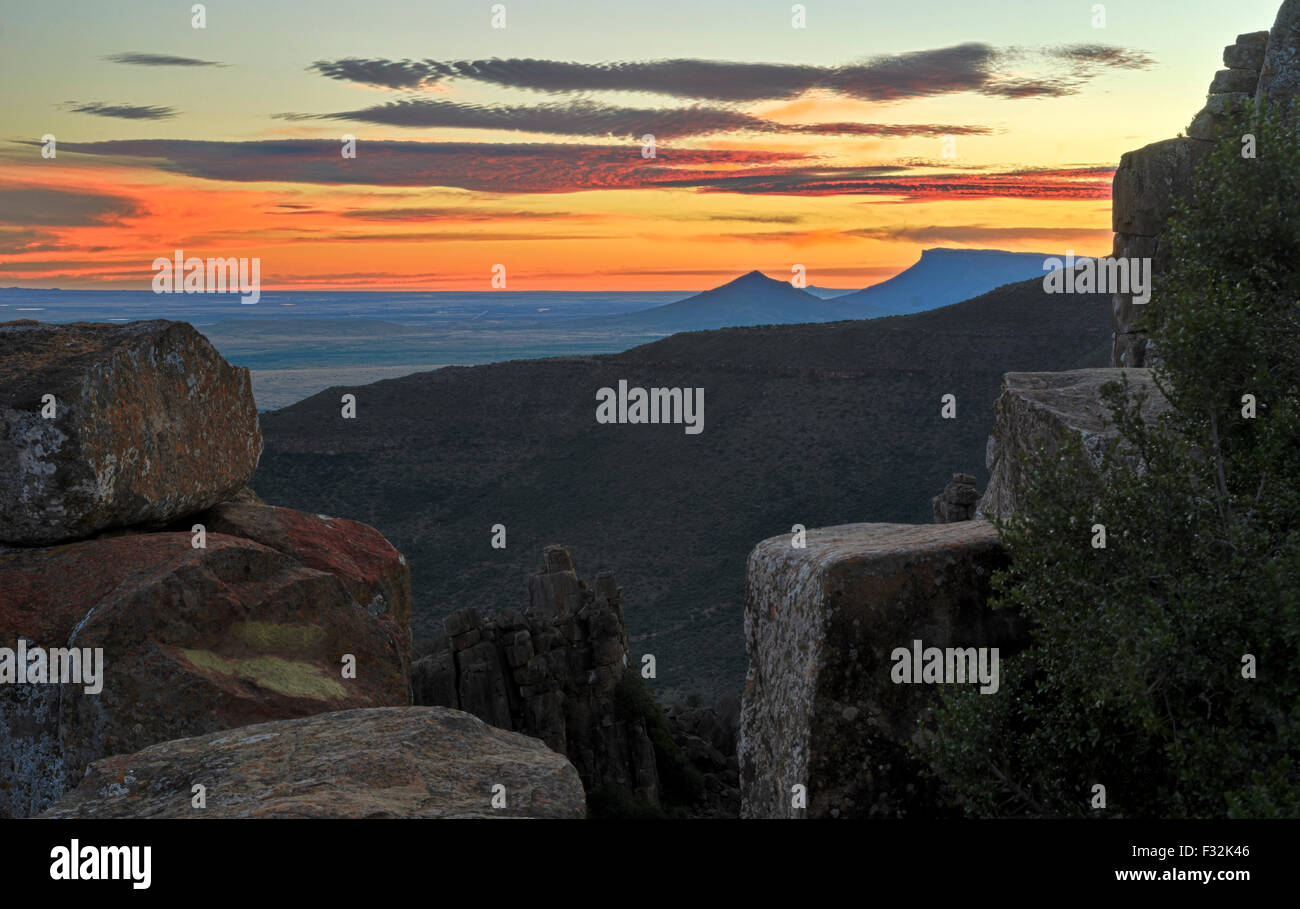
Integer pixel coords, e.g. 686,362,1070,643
0,0,1286,291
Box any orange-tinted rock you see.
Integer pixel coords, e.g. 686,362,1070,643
0,320,261,545
0,531,409,817
195,500,411,668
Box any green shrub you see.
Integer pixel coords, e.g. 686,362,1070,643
923,98,1300,818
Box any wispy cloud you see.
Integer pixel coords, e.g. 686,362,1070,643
104,52,224,67
63,101,177,120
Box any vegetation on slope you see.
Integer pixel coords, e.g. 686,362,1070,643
254,279,1110,700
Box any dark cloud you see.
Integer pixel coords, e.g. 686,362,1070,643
42,138,804,193
281,97,992,139
339,207,593,221
844,224,1113,243
1053,44,1156,70
63,101,177,120
104,52,223,67
0,186,143,226
39,138,1111,201
659,164,1117,200
309,43,1155,102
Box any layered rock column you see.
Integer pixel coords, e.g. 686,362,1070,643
413,544,660,807
1112,5,1300,366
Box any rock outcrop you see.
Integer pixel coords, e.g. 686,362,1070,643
931,472,980,522
738,522,1028,818
42,706,585,819
1112,6,1300,366
976,369,1170,521
412,545,659,808
0,319,413,818
0,320,261,544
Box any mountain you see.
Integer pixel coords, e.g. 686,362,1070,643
831,248,1056,315
579,270,843,332
250,275,1113,701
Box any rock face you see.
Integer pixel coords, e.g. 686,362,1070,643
42,706,586,819
976,369,1170,521
0,519,411,818
0,320,261,544
1258,1,1300,113
1112,9,1299,366
412,545,659,808
738,522,1028,818
931,472,980,522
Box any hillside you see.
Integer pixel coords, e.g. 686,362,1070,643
251,276,1112,699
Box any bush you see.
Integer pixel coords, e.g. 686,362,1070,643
923,98,1300,818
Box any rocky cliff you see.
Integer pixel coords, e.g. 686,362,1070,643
1112,3,1299,365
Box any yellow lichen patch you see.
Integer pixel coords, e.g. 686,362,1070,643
233,621,327,651
180,648,347,700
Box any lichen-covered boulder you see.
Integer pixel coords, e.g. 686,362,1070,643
41,706,586,819
0,320,261,545
0,526,410,817
976,369,1170,520
738,522,1027,818
195,499,412,668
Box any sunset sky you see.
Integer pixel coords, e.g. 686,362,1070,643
0,0,1284,290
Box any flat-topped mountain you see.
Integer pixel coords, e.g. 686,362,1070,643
831,248,1060,315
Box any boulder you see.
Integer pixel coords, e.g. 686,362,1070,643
738,522,1027,818
976,369,1170,520
0,524,410,817
0,320,261,545
41,706,586,819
